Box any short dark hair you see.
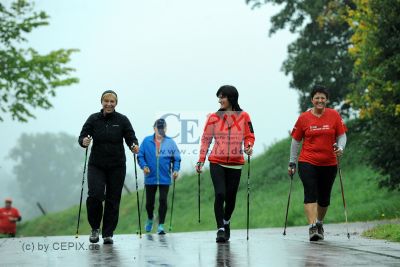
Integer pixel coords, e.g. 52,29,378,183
154,118,166,129
310,85,329,99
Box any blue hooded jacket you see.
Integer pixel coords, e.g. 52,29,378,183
137,134,181,185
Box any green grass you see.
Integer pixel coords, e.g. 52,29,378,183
362,224,400,242
17,130,400,237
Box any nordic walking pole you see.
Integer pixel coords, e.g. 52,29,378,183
338,164,350,239
133,153,142,238
283,172,294,236
169,178,176,231
75,140,89,238
246,148,251,241
334,143,350,239
198,172,201,223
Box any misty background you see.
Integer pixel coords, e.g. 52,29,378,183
0,0,298,219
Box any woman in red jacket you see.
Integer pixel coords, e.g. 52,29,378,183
288,85,347,241
196,85,255,243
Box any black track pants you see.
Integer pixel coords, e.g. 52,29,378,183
86,164,126,237
210,163,242,229
145,185,170,224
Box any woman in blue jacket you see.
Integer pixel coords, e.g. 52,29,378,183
137,118,181,234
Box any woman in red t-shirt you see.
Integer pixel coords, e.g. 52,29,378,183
196,85,255,243
288,85,347,241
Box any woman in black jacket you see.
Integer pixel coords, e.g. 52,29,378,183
78,90,139,244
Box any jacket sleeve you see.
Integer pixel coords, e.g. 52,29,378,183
137,140,147,170
244,112,255,148
78,114,95,148
123,115,139,147
198,114,216,163
171,141,181,172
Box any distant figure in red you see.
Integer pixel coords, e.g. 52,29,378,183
0,198,21,237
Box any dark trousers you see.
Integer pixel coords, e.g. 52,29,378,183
86,164,126,237
145,185,170,224
298,162,337,207
210,163,242,229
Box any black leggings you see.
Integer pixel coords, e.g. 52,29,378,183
210,163,242,229
145,185,170,224
86,164,126,237
298,162,337,207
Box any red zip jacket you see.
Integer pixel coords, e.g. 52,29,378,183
198,111,255,165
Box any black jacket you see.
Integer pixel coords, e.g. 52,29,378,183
78,110,138,167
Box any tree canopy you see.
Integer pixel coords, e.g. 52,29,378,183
0,0,78,122
346,0,400,190
248,0,400,189
247,0,355,114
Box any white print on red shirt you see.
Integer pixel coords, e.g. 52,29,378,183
309,124,331,131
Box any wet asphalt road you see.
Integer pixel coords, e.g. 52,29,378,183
0,221,399,266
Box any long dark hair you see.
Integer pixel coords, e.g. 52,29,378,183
216,85,242,112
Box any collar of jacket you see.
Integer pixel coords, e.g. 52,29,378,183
151,133,170,143
216,109,243,115
98,109,116,119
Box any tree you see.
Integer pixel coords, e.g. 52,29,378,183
9,132,83,212
247,0,400,189
0,0,78,122
346,0,400,190
246,0,355,114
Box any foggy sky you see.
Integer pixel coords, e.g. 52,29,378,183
1,0,298,180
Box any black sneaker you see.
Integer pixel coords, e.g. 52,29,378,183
316,222,324,240
216,230,226,243
309,225,320,241
103,236,114,245
224,223,230,241
89,229,100,243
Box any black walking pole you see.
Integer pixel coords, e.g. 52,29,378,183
133,154,142,238
75,146,89,238
283,173,294,236
169,178,176,231
198,172,201,223
334,144,350,239
246,151,251,240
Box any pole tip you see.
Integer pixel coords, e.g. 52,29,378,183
75,234,78,239
347,233,350,239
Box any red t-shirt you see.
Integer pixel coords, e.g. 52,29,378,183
154,136,161,155
291,108,347,166
0,207,21,234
